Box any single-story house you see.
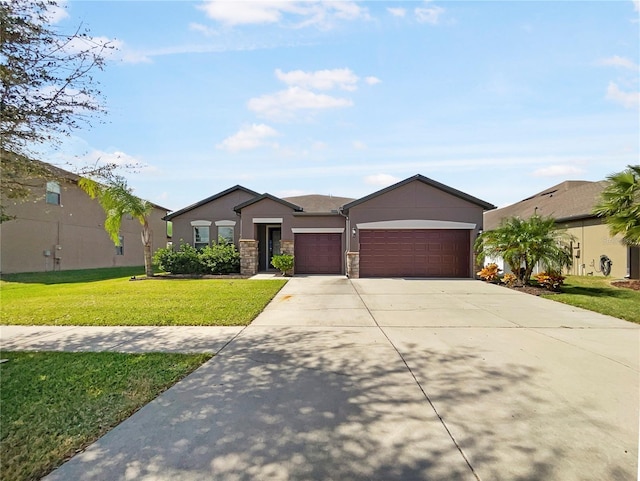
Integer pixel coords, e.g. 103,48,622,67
0,163,169,274
165,174,496,278
484,180,640,279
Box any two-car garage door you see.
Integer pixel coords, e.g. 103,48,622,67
359,229,470,278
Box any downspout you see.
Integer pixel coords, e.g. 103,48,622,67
338,206,349,277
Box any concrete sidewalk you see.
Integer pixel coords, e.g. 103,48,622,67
3,276,638,481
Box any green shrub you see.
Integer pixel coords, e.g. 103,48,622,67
271,254,294,276
154,242,240,275
199,242,240,274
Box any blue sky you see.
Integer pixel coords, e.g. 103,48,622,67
49,1,639,211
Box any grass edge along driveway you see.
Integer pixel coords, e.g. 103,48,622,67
541,275,640,324
0,351,212,481
1,268,287,326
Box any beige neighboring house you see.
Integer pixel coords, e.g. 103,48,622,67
0,163,169,274
484,180,640,280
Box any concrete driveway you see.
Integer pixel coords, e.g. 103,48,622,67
34,276,639,481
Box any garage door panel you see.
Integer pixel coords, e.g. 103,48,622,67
359,229,469,278
294,233,342,274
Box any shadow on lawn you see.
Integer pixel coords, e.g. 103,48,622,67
0,267,145,285
40,327,636,481
560,284,636,299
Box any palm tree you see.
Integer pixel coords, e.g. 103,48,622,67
475,215,574,285
79,176,155,277
592,165,640,246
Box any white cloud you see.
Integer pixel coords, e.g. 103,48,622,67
634,0,640,12
387,7,407,17
311,141,328,150
217,124,279,152
197,1,368,28
352,140,367,150
275,68,359,91
365,76,382,85
365,174,401,186
598,55,638,70
415,1,445,25
189,22,219,37
531,165,586,177
44,0,69,24
606,82,640,109
248,87,353,120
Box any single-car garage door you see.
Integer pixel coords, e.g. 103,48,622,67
294,233,342,274
359,229,470,278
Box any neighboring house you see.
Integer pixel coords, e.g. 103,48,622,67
484,180,640,279
166,174,496,278
0,164,169,274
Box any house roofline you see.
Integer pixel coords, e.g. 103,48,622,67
164,185,260,220
233,193,303,213
342,174,496,212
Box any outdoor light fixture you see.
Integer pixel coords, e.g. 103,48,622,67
352,227,357,237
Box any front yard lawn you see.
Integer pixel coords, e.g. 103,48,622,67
0,351,211,481
542,275,640,324
1,269,286,326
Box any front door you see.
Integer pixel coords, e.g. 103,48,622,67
267,226,281,270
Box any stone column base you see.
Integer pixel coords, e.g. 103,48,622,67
240,239,259,276
346,251,359,278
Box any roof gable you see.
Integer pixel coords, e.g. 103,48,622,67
234,193,302,213
282,194,355,213
342,174,496,212
165,185,259,220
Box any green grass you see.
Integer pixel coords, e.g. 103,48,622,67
542,275,640,324
1,268,287,326
0,351,212,481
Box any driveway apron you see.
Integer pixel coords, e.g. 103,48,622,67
41,276,639,481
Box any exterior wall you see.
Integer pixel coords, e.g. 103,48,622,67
561,218,630,279
346,180,485,252
238,199,296,241
0,179,167,274
170,189,254,248
346,180,485,278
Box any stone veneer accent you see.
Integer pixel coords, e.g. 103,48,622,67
240,239,259,276
280,240,295,276
346,251,359,278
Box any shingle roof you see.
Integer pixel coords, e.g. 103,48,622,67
484,180,609,230
282,194,356,213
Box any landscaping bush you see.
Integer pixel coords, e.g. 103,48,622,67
153,242,240,275
271,254,294,276
199,242,240,274
534,271,566,291
477,263,500,282
501,273,518,287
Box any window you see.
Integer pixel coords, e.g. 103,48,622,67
115,235,124,256
218,226,234,244
194,226,210,249
46,182,60,205
215,220,236,244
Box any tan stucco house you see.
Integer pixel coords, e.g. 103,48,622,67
165,174,496,278
484,180,640,280
0,164,169,274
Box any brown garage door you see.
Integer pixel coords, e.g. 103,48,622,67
359,229,470,278
294,233,342,274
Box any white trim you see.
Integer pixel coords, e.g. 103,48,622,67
190,220,212,227
215,220,236,227
253,218,283,224
356,220,476,230
292,228,345,234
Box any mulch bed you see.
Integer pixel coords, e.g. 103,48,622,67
611,280,640,291
500,284,558,296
